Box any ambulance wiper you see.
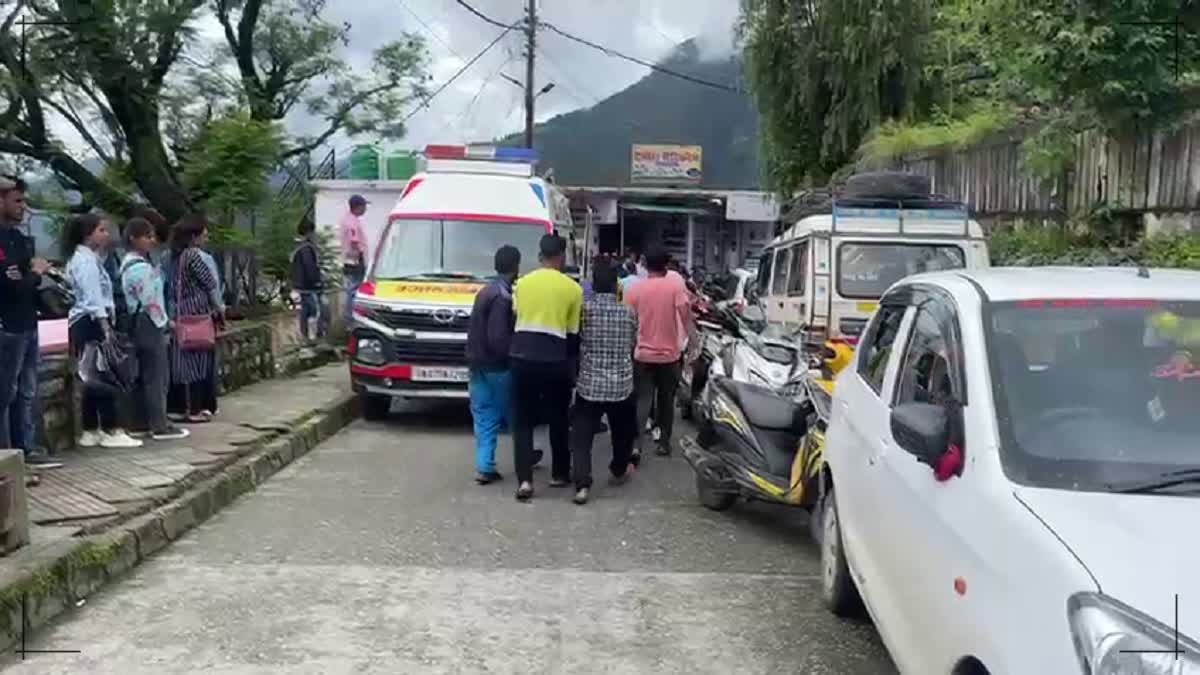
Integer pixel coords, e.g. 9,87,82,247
389,272,484,281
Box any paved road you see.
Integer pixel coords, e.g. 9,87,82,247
6,402,896,674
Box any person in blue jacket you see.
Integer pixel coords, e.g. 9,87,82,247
465,245,521,485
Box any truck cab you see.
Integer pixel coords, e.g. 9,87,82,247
348,144,575,419
757,196,989,346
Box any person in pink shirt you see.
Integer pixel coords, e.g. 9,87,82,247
624,246,692,460
339,195,369,323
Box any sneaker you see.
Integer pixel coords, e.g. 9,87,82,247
655,443,672,457
630,448,642,468
651,426,663,442
475,471,503,485
531,449,544,466
516,481,534,501
24,452,63,469
100,430,144,449
548,477,570,488
152,426,191,441
78,430,101,448
573,487,590,505
608,472,629,487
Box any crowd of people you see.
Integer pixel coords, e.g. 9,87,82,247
0,175,232,472
466,236,694,504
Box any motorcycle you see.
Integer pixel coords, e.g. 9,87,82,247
679,339,854,513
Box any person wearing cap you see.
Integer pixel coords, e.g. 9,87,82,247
340,195,369,324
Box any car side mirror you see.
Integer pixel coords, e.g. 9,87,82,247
890,402,949,466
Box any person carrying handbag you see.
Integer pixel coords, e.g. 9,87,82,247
166,214,221,424
63,213,143,449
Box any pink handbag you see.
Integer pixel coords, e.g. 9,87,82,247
174,250,216,351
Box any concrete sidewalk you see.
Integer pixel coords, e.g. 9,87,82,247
0,362,358,652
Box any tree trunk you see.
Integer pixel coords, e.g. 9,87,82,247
105,90,194,223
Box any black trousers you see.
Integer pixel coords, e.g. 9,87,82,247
512,359,572,484
570,395,636,488
130,313,170,433
70,316,118,432
635,360,682,450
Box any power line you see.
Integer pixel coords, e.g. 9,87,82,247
403,26,514,123
453,0,517,31
536,46,601,106
539,21,743,94
397,0,467,61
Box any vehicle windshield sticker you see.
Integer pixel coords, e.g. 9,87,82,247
1147,395,1166,423
1152,351,1200,381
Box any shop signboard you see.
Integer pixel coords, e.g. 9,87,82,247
630,144,703,184
726,192,781,222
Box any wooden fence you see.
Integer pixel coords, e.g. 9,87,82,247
900,120,1200,219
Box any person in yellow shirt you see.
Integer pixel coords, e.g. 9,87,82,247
510,234,583,501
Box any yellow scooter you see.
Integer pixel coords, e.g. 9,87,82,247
681,339,855,512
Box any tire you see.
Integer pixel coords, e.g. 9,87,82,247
360,393,392,421
819,483,863,617
843,171,931,200
696,472,736,511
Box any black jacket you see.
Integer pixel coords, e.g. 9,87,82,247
0,225,40,333
290,238,323,292
466,277,514,370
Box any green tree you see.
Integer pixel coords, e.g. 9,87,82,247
213,0,429,157
739,0,933,193
182,112,283,229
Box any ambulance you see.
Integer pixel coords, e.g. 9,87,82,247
348,144,577,419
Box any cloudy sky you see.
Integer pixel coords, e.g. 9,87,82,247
281,0,740,152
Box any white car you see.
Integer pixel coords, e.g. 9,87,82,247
817,267,1200,675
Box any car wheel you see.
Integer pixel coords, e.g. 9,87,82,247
360,393,392,421
696,472,736,511
819,484,863,617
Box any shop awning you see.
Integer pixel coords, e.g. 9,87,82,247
618,202,713,216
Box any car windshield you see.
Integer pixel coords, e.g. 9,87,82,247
989,299,1200,492
372,218,547,281
838,243,965,298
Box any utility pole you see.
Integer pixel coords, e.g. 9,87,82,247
523,0,537,148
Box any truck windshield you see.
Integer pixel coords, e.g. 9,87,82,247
989,300,1200,492
373,218,547,280
838,243,965,298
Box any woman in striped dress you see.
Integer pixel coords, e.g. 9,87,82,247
167,215,221,423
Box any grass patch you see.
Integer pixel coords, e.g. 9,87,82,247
860,105,1015,166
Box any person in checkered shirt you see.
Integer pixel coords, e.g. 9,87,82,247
569,262,638,505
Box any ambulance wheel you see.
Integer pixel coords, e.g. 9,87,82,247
697,473,736,511
361,393,392,421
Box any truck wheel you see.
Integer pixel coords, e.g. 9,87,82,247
360,393,392,421
819,484,863,617
696,473,736,511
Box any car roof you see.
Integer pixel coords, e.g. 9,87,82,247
904,267,1200,302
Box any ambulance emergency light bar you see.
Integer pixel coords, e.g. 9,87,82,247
424,144,537,163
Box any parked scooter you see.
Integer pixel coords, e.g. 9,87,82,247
679,339,854,512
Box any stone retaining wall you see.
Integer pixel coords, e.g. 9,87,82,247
35,308,340,453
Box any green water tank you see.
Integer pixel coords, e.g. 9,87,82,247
386,151,417,180
349,145,380,180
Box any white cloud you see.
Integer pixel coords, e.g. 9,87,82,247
43,0,741,161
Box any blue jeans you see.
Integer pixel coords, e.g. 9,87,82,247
0,330,39,452
469,368,511,474
343,269,364,324
298,291,328,341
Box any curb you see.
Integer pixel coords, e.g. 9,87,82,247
0,391,360,651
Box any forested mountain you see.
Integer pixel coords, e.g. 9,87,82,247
501,41,761,189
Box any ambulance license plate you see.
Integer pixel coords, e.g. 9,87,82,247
412,366,470,383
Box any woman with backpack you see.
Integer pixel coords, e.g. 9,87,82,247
120,217,189,441
63,213,143,448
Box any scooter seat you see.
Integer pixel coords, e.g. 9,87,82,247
718,379,804,431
